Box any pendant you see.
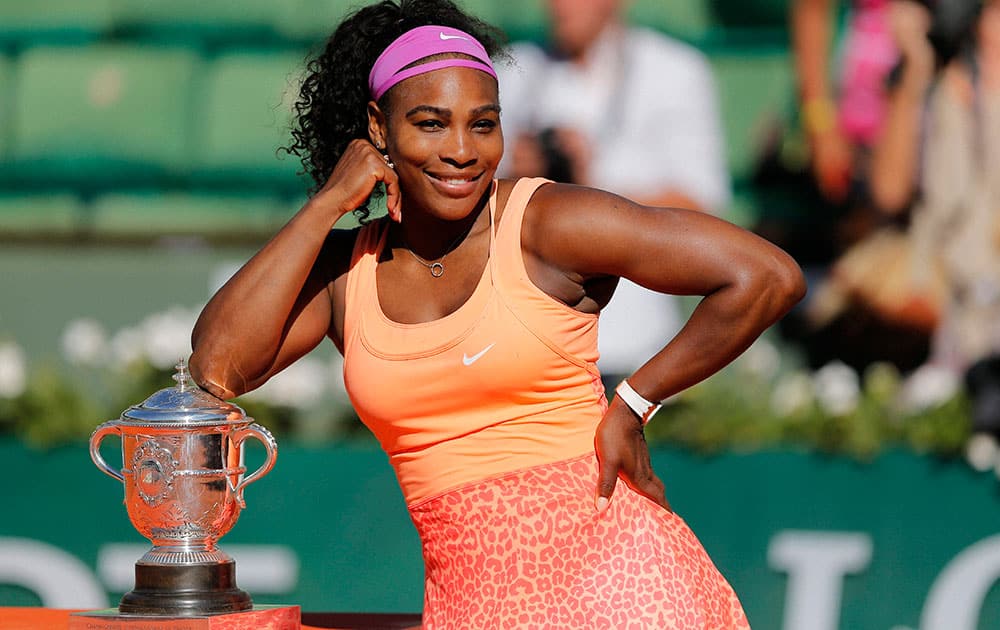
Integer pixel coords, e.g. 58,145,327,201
430,262,444,277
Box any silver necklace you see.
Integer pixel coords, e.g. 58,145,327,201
403,222,475,278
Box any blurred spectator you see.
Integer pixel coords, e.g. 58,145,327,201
496,0,729,387
791,0,897,204
772,0,935,374
754,0,897,270
756,0,896,265
868,0,1000,378
805,0,1000,415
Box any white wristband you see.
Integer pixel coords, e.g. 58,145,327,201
615,379,662,426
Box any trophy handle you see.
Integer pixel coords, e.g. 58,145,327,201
89,421,124,482
231,423,278,508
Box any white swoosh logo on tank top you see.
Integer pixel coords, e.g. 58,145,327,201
462,343,496,366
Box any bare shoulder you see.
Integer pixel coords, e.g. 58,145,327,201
522,181,634,238
520,182,663,274
519,180,774,285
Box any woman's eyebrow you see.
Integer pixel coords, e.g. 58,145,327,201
473,104,502,116
405,103,501,118
406,104,450,117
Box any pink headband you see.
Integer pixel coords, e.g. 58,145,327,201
368,25,497,101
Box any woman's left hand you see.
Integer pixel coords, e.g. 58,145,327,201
594,398,671,513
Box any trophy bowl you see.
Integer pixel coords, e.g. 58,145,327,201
90,360,277,616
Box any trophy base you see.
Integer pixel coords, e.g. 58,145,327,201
118,560,253,616
70,604,300,629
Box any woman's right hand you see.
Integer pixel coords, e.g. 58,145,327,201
311,139,403,224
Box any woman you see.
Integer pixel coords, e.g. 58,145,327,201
189,0,805,627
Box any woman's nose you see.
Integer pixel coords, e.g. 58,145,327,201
441,129,477,167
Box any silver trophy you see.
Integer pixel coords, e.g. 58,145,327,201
89,360,277,616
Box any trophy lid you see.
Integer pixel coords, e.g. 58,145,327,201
119,359,248,426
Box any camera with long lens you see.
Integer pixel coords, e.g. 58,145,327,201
536,127,575,184
910,0,983,65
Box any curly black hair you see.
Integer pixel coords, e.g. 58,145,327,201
285,0,507,220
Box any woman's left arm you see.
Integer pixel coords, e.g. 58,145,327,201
522,184,807,511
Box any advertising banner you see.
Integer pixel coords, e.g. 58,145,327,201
1,440,997,629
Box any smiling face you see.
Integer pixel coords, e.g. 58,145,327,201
369,66,503,222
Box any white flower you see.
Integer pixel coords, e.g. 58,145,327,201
110,326,145,369
966,433,999,473
0,341,27,399
736,338,782,381
141,307,198,370
898,363,960,413
813,361,861,417
245,357,328,409
770,371,815,417
61,318,109,366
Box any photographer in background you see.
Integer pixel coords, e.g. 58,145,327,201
496,0,729,388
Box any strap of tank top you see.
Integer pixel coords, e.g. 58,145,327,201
492,177,601,377
497,177,551,232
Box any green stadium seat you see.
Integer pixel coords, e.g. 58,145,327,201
711,0,789,29
709,49,794,183
497,0,549,43
273,0,358,44
456,0,503,27
113,0,282,46
708,0,790,47
192,51,308,192
0,193,84,238
8,45,199,189
276,0,504,47
0,0,116,49
629,0,713,44
724,186,761,229
0,55,11,162
89,192,281,241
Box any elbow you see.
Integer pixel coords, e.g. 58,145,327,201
758,251,807,320
188,347,242,400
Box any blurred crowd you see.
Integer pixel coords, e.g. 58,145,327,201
781,0,1000,443
2,0,998,457
497,0,1000,445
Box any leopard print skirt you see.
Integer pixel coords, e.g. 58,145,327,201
409,453,750,629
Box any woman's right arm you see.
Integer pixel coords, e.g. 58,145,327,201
188,139,400,399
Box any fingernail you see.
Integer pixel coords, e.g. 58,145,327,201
595,496,609,513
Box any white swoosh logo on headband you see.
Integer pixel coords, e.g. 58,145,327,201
439,32,469,41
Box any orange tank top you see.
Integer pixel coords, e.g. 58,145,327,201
342,178,607,505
